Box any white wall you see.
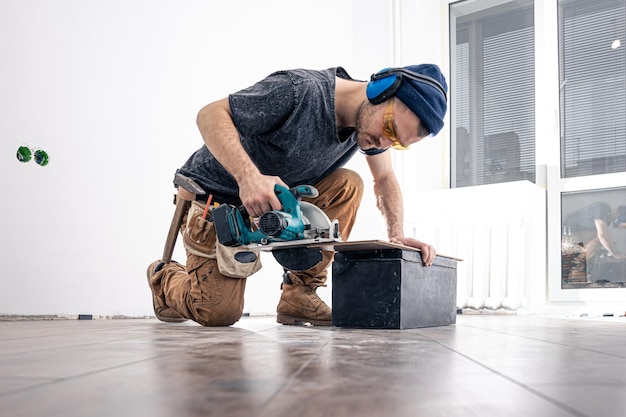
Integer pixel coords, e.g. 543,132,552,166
0,0,449,317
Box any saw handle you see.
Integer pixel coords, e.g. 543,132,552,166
223,184,318,227
237,185,317,219
237,185,318,217
286,185,319,200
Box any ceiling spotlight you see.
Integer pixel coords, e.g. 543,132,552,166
611,39,621,49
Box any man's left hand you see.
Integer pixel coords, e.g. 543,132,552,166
389,236,436,266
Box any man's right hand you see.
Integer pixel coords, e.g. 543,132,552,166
238,174,288,218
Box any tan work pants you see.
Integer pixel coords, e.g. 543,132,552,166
149,168,364,326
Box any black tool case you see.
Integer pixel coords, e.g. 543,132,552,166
332,248,458,329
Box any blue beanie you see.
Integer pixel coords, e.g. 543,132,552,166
394,64,448,136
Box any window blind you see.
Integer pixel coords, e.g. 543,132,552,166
451,1,535,188
559,0,626,178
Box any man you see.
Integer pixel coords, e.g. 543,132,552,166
147,64,448,326
563,202,626,261
562,202,626,283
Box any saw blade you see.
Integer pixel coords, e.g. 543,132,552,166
300,201,332,239
264,203,335,270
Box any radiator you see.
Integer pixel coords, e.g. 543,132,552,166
404,181,546,312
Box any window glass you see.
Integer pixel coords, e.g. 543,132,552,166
561,187,626,288
451,0,535,187
559,0,626,178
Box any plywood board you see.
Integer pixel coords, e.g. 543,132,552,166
309,239,463,261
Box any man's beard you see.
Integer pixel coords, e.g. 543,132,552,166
354,101,382,150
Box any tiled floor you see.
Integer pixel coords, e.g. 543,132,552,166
1,314,625,417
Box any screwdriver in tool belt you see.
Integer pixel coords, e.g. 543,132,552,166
202,195,214,221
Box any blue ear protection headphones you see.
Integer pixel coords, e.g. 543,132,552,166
366,67,447,104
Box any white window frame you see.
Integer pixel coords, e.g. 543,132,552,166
447,0,626,306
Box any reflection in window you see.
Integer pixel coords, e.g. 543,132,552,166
561,188,626,288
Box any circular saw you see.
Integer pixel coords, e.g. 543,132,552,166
212,184,341,270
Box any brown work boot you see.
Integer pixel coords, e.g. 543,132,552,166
146,260,188,323
276,273,332,326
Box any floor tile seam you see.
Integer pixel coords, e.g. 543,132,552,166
529,381,626,388
0,333,155,345
454,323,626,360
0,379,66,398
0,375,68,398
244,325,336,340
246,337,333,417
514,318,626,335
419,333,592,417
0,333,176,358
0,325,155,343
0,353,176,399
238,326,282,336
0,332,117,342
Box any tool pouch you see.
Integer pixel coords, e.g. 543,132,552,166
183,201,261,279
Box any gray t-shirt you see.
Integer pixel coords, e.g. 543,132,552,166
177,67,360,204
563,202,612,232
